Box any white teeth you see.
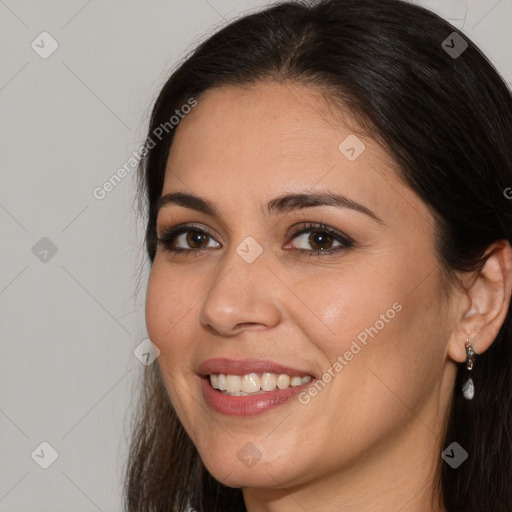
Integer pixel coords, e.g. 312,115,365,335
290,376,303,387
209,372,312,395
217,374,226,391
261,372,277,391
225,375,242,393
241,373,260,393
276,374,290,389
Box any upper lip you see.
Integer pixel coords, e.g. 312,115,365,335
198,358,315,378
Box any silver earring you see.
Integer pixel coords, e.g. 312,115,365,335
462,339,476,400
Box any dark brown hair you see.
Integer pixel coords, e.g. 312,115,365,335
123,0,512,510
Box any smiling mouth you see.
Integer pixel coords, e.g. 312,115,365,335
207,372,313,396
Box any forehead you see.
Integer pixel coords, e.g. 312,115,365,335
162,82,430,227
167,82,359,171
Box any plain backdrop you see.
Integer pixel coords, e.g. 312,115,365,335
1,0,511,510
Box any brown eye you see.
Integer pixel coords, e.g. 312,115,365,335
185,230,210,248
156,221,353,257
156,225,221,253
307,231,335,251
287,222,353,255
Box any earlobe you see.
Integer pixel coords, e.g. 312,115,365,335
447,239,512,363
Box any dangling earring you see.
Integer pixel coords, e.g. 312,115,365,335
462,339,476,400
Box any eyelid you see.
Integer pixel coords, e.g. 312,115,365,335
156,221,223,245
156,222,216,240
157,220,351,241
156,223,221,252
286,221,354,244
156,220,354,256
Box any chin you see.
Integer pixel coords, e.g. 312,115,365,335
199,450,304,490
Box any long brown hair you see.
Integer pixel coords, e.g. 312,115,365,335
123,0,512,510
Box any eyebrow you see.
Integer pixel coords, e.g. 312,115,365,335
154,191,384,224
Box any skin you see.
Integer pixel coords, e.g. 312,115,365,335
145,81,512,512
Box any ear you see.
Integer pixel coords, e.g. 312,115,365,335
448,239,512,364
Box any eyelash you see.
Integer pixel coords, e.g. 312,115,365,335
156,221,354,258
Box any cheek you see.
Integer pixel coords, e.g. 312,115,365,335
284,259,444,404
144,261,200,417
145,260,195,354
145,264,169,347
283,263,401,358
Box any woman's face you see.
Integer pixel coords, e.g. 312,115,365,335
145,82,459,494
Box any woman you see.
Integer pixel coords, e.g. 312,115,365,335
123,0,512,510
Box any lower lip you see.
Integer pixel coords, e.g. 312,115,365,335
200,376,316,416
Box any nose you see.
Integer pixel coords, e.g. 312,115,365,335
198,244,281,337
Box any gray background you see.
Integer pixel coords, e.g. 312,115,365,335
1,1,510,510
